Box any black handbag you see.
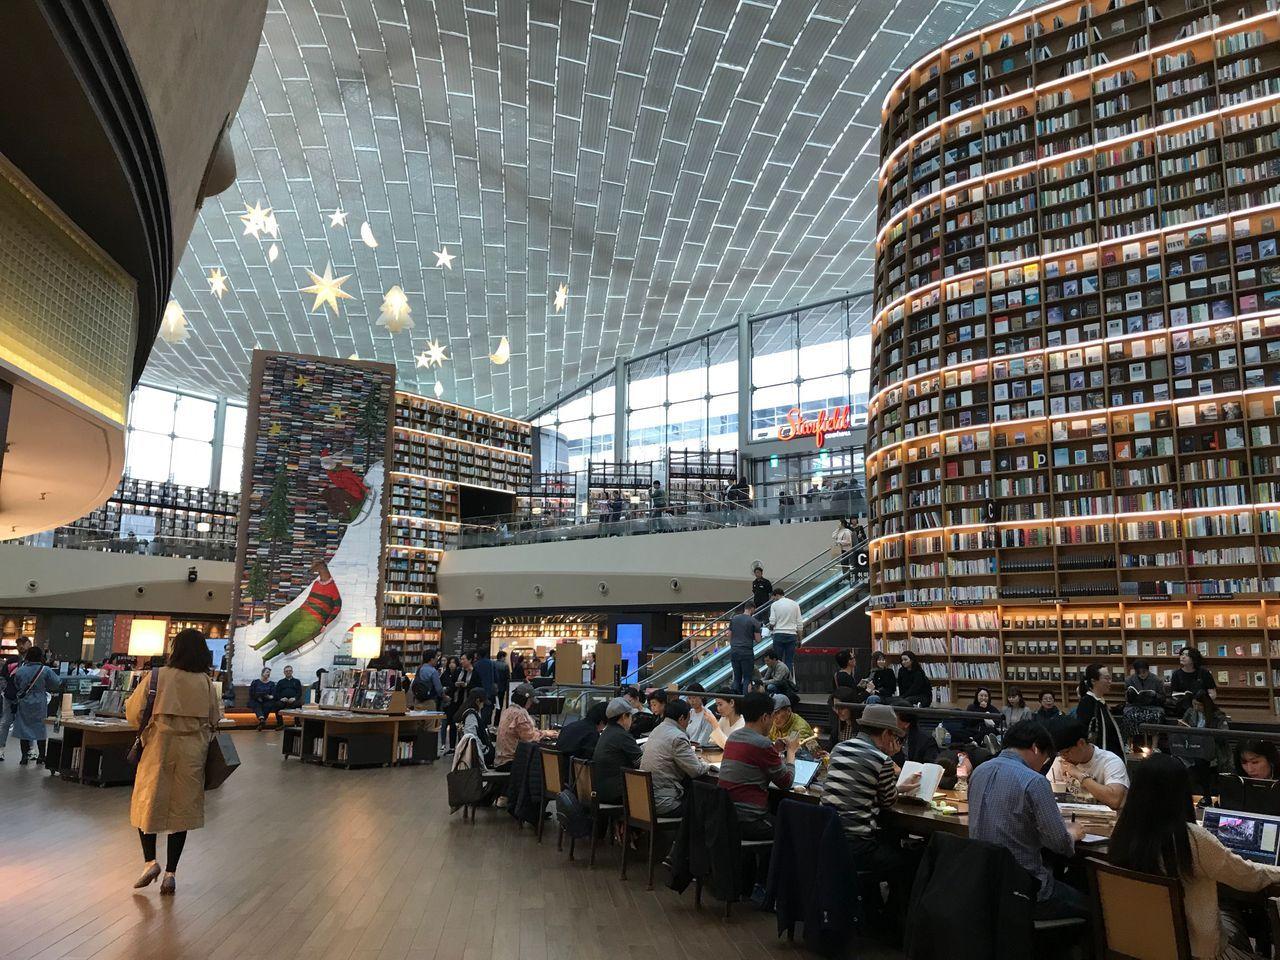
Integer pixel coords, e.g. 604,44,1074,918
126,669,160,765
447,765,486,808
205,731,240,789
555,765,593,839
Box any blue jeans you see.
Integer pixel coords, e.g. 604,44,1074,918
731,654,754,695
771,634,797,671
1034,879,1090,920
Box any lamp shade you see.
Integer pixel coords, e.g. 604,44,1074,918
128,618,167,658
351,625,382,660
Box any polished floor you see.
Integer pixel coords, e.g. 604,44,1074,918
0,733,902,960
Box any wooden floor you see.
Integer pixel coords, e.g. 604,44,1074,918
0,732,903,960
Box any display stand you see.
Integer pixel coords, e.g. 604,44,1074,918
593,643,622,687
281,708,444,768
554,642,582,686
43,718,136,787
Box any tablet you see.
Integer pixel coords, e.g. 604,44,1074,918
793,758,820,788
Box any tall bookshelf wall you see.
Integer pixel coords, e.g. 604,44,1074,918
868,0,1280,714
384,393,532,661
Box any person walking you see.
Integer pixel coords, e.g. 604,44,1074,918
766,587,803,673
494,650,511,711
0,635,32,761
750,565,773,623
11,645,60,765
125,629,222,896
729,602,763,695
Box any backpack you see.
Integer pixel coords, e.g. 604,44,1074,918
411,677,432,702
555,765,593,839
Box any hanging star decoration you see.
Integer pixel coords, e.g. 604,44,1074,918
553,283,569,313
329,208,349,228
415,340,448,368
300,263,354,315
377,285,414,334
159,300,188,344
263,210,280,239
240,201,271,239
268,242,280,263
489,335,510,365
207,267,229,299
434,380,444,398
433,246,456,269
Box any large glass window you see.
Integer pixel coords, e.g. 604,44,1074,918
536,373,615,474
219,403,247,492
124,385,244,491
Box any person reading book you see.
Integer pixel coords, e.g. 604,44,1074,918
1048,718,1130,810
822,703,921,934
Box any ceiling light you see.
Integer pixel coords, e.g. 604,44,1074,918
360,221,378,248
329,208,349,228
433,246,455,269
300,263,354,315
206,267,228,299
159,300,189,344
489,335,510,365
377,285,413,334
240,201,271,239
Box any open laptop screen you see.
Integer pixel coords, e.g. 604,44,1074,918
1202,808,1280,865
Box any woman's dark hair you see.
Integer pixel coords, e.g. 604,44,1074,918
464,688,487,712
1109,753,1195,878
970,687,993,708
899,650,921,671
1190,688,1221,723
872,650,887,666
835,651,851,669
1007,687,1026,708
24,645,44,663
1078,662,1107,697
1179,646,1203,670
512,689,533,708
1239,740,1280,778
168,629,211,672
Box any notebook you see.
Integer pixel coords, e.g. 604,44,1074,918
1202,808,1280,865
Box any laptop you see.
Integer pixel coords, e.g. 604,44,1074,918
1202,808,1280,865
793,758,820,789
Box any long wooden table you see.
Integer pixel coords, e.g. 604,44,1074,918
43,716,235,787
281,709,444,769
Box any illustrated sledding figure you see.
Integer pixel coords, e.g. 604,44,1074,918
252,559,342,661
321,448,369,522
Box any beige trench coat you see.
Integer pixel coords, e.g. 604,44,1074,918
125,668,221,834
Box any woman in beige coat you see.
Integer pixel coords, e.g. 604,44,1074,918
125,629,221,895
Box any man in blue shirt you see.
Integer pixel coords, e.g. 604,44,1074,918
412,651,443,709
968,719,1088,920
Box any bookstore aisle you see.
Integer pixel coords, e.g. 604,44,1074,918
0,734,904,960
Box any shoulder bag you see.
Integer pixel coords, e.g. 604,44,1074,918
126,668,160,765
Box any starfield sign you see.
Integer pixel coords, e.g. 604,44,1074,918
777,404,852,448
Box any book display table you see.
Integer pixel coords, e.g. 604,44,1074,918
280,709,444,769
42,717,235,787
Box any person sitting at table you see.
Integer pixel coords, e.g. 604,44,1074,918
829,687,859,749
968,719,1089,920
682,683,715,746
274,665,303,716
718,692,798,898
1048,717,1130,810
458,688,494,766
1076,663,1125,756
767,693,815,751
248,668,281,731
1035,690,1062,723
593,697,643,805
1182,688,1232,796
760,647,792,695
822,702,921,932
1238,740,1279,781
1109,752,1280,960
631,689,664,738
884,699,939,766
556,701,608,762
709,690,744,748
494,688,552,770
640,699,710,816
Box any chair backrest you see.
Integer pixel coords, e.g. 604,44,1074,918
539,747,564,794
622,767,656,826
572,757,594,803
1086,857,1192,960
1266,896,1280,954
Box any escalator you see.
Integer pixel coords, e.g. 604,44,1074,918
636,537,870,691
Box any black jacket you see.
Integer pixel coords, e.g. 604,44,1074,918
504,740,545,826
905,831,1035,960
766,799,861,955
896,667,932,707
668,780,746,903
274,677,304,704
592,722,642,804
870,667,896,698
751,577,773,607
556,717,600,762
1076,693,1124,755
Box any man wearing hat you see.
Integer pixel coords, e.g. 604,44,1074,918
767,693,815,748
822,703,921,934
591,697,643,806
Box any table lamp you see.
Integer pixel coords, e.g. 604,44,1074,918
127,618,167,669
351,625,382,661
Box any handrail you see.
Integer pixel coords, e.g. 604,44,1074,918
638,537,868,688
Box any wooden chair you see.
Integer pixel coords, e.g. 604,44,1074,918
537,747,566,848
620,768,683,890
462,769,511,821
567,758,623,866
1086,856,1193,960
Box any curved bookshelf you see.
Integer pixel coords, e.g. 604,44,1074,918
867,0,1280,713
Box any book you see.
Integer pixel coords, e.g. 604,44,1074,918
897,761,946,800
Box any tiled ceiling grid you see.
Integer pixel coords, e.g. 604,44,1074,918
145,0,1027,417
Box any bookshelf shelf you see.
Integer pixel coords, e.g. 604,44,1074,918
869,0,1280,712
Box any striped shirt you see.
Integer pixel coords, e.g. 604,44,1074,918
717,727,794,822
821,733,898,840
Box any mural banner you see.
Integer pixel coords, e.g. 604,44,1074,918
229,352,394,685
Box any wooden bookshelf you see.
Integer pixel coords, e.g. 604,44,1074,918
868,0,1280,712
383,392,533,662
